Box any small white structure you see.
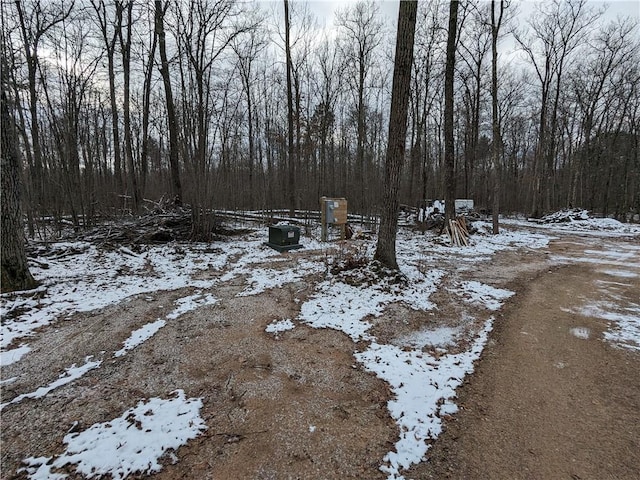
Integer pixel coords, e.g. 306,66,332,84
418,199,474,222
454,199,474,214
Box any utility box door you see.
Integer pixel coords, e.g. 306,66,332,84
324,199,347,225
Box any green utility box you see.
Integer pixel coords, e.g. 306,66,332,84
265,225,303,252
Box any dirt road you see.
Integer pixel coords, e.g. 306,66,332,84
413,235,640,479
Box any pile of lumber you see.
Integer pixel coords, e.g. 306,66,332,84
447,216,470,246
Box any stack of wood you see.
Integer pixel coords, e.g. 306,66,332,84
447,216,470,246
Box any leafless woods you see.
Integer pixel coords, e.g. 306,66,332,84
2,0,639,236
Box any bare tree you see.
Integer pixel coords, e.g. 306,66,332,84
116,1,139,211
458,4,491,200
284,0,295,214
288,4,318,210
311,36,341,198
231,12,267,208
90,0,123,191
41,11,101,227
408,2,448,208
406,1,444,208
491,0,508,234
443,0,459,224
336,0,383,212
514,0,601,216
154,0,182,203
139,4,159,197
374,0,417,270
14,0,74,213
569,17,639,209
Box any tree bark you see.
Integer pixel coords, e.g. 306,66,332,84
491,0,505,234
444,0,459,224
1,89,37,293
91,0,123,191
118,1,139,211
155,0,182,204
374,0,417,270
284,0,295,215
140,8,158,197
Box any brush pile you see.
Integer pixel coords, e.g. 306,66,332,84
539,208,590,223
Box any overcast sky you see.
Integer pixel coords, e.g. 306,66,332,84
297,0,640,70
304,0,639,26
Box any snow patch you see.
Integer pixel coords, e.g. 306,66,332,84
601,269,638,279
569,327,591,340
299,281,391,341
20,390,206,480
393,326,460,349
114,320,166,358
1,344,32,366
356,318,494,478
265,319,295,335
113,293,217,358
579,302,640,352
1,244,226,350
237,260,323,297
450,281,515,311
166,292,218,320
1,357,102,410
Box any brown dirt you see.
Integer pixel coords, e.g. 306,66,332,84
412,235,640,480
1,232,639,479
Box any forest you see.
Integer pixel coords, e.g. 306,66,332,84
2,0,639,238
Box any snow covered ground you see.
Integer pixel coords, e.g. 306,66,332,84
503,215,640,236
2,216,639,479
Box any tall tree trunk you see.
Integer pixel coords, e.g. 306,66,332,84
284,0,295,215
294,70,302,210
1,89,37,293
9,73,35,237
155,0,182,203
374,0,417,270
25,54,44,210
444,0,459,224
246,86,255,207
532,85,549,218
140,12,158,199
491,0,504,234
356,62,366,211
118,1,139,211
90,0,123,191
106,49,123,190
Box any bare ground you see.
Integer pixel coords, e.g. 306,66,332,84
412,235,640,480
1,231,639,479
